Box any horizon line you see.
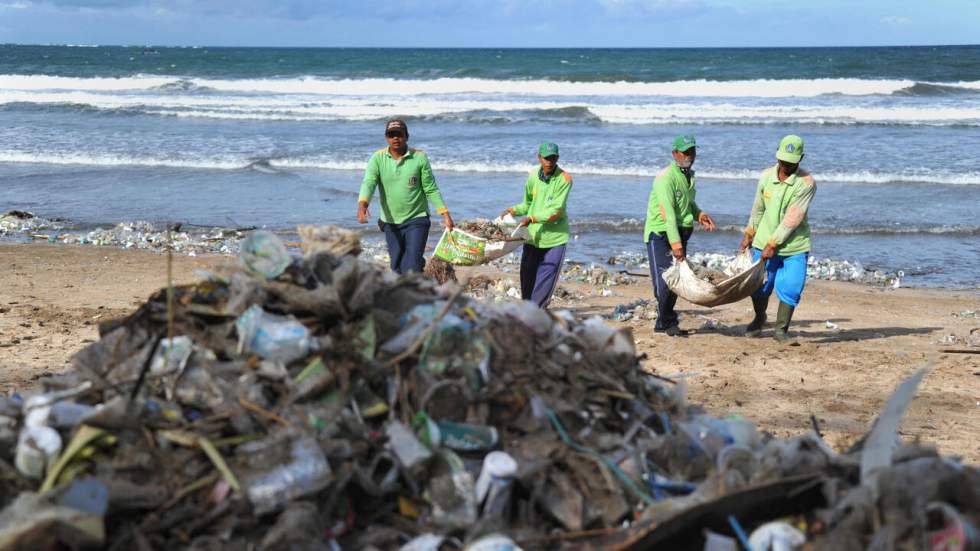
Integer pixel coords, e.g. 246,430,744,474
3,42,979,50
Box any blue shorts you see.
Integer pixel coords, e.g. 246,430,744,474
751,249,808,307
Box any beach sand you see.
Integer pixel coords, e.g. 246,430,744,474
1,242,977,463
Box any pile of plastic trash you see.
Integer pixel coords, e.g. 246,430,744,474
0,211,64,237
0,227,976,550
58,222,247,256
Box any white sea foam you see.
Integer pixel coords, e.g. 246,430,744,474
3,74,980,98
0,151,244,170
2,89,978,126
3,150,980,185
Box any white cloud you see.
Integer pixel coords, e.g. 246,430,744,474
0,1,32,8
597,0,704,17
880,15,911,27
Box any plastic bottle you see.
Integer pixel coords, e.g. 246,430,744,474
436,421,499,451
235,305,312,364
244,436,333,515
386,421,432,473
428,449,478,529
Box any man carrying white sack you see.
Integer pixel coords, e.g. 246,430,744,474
644,135,716,337
740,134,816,342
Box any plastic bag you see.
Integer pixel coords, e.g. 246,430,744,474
235,305,312,364
433,217,527,266
242,435,333,515
239,230,291,279
661,250,765,307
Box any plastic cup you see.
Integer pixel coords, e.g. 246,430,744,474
475,451,518,503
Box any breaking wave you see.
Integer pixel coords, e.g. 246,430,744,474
3,74,980,97
3,150,980,186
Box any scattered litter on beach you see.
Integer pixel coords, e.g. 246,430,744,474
607,299,655,322
0,227,976,549
564,263,638,290
698,315,723,331
605,250,911,288
0,211,65,237
3,212,921,293
59,221,248,255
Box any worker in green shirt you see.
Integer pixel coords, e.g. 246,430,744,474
357,119,454,274
739,134,816,342
499,142,572,308
644,135,716,336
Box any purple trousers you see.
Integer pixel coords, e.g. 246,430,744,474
520,243,566,308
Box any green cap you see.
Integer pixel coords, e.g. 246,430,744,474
672,134,696,152
776,135,804,163
538,142,559,158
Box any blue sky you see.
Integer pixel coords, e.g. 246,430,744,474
0,0,977,47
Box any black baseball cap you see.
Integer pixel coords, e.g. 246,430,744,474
385,119,408,135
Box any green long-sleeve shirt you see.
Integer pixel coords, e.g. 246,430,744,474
745,165,816,256
358,147,448,224
508,167,572,249
643,161,702,245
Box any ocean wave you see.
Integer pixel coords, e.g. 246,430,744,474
0,151,244,170
150,79,217,94
3,92,978,127
3,150,980,185
588,103,980,126
3,74,980,98
895,82,980,96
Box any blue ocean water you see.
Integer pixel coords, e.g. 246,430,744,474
1,44,978,287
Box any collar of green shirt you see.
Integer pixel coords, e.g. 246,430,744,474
768,165,802,186
669,161,695,183
538,166,563,182
383,147,415,160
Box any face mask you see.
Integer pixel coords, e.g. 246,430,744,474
677,158,693,170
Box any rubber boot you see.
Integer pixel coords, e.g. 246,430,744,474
744,295,769,337
773,301,795,342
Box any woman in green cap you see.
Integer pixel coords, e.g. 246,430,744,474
739,135,816,342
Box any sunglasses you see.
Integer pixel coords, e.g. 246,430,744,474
385,131,405,138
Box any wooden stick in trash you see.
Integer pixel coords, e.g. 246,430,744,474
516,526,622,545
383,284,466,368
940,349,980,355
238,397,291,427
166,224,175,370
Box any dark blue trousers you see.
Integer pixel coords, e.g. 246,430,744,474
520,243,567,308
646,228,692,330
380,216,431,274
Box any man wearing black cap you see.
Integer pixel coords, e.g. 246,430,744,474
357,119,454,274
